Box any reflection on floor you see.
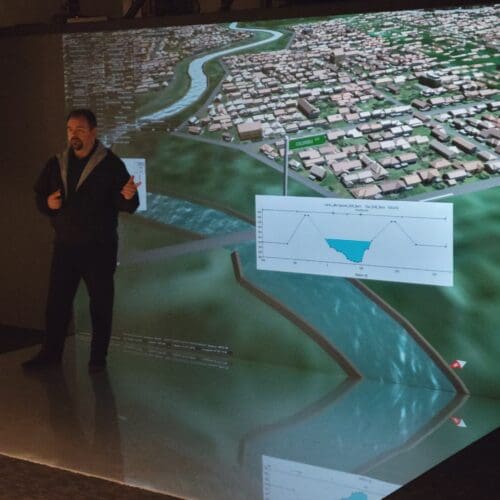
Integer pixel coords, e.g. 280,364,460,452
1,335,499,500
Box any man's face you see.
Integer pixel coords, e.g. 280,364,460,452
67,116,96,156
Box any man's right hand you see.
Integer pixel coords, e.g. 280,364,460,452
47,189,62,210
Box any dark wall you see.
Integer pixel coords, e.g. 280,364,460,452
0,1,62,28
0,34,65,329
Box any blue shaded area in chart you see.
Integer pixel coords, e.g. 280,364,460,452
326,239,372,263
342,493,368,500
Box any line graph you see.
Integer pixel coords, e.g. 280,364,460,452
256,196,454,286
263,456,399,500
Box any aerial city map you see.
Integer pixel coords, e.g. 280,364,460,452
64,5,500,401
64,5,499,204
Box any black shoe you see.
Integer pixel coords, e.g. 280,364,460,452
22,352,61,370
88,360,107,374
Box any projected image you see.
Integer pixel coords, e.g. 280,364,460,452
64,5,500,397
256,196,454,286
262,456,399,500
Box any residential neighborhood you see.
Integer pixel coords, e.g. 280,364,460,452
63,5,499,200
182,6,499,199
63,24,250,144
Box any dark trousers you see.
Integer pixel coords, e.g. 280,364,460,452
42,238,118,363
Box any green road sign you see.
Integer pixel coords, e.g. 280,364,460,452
289,134,326,150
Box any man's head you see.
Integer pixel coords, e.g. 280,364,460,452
66,109,97,158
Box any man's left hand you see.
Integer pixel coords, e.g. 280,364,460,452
121,175,141,200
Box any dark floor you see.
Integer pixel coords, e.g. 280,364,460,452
0,453,179,500
388,427,499,499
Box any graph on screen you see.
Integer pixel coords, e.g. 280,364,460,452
256,195,453,286
123,158,147,212
263,456,399,500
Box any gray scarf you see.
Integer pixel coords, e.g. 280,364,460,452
56,141,107,199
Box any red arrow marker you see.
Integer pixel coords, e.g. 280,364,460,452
450,417,467,428
450,360,467,369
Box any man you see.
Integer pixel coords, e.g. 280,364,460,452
23,109,140,373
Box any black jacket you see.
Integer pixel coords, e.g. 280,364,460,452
34,142,139,244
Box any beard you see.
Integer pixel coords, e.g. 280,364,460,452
70,138,83,150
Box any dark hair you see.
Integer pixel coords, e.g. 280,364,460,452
66,108,97,129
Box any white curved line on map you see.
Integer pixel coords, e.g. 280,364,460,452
139,22,283,122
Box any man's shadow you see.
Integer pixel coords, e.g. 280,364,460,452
24,365,124,480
